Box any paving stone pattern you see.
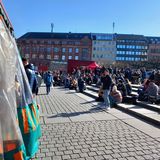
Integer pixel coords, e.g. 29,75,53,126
37,87,95,116
32,86,160,160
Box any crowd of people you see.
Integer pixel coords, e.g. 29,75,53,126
32,65,160,109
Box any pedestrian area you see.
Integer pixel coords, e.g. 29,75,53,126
32,86,160,160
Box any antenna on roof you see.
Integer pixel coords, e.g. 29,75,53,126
112,22,115,33
51,23,54,33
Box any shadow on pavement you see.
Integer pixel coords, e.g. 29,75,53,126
37,93,47,95
80,100,101,105
128,106,141,109
65,91,76,94
47,107,104,118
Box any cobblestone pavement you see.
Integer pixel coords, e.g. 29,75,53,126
32,86,160,160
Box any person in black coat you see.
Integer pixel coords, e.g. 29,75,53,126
78,77,85,93
101,69,112,109
22,58,38,95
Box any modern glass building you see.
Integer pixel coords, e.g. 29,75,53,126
115,34,148,62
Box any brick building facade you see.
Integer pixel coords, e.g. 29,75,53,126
17,32,92,72
147,37,160,63
17,32,160,70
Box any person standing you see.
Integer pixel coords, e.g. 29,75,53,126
22,58,38,96
35,72,42,95
101,69,112,110
45,71,53,94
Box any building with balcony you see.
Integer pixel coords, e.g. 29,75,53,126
17,32,92,72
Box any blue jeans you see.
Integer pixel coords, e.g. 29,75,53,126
46,85,51,94
109,95,116,107
103,89,110,107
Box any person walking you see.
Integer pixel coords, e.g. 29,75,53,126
101,69,112,110
45,71,53,94
35,72,42,95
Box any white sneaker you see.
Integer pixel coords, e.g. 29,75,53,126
106,107,111,110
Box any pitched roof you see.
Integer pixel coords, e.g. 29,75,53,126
18,32,92,40
116,34,147,41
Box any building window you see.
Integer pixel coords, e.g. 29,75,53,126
69,48,72,53
62,41,67,45
39,54,44,59
75,48,79,53
75,41,80,45
75,56,79,60
25,54,30,58
82,48,89,53
32,47,36,52
48,41,52,44
82,41,88,45
68,41,73,45
25,47,30,52
32,40,36,44
47,47,51,53
62,55,65,61
68,56,72,59
62,48,66,53
32,54,36,59
39,47,44,53
55,41,59,44
54,55,59,60
54,47,59,52
26,40,30,44
47,55,51,59
40,40,44,44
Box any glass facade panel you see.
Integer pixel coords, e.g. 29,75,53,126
62,48,66,53
75,56,79,60
69,48,72,53
62,55,65,60
68,56,72,59
54,47,59,52
75,48,79,53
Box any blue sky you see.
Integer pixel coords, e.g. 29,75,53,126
2,0,160,38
